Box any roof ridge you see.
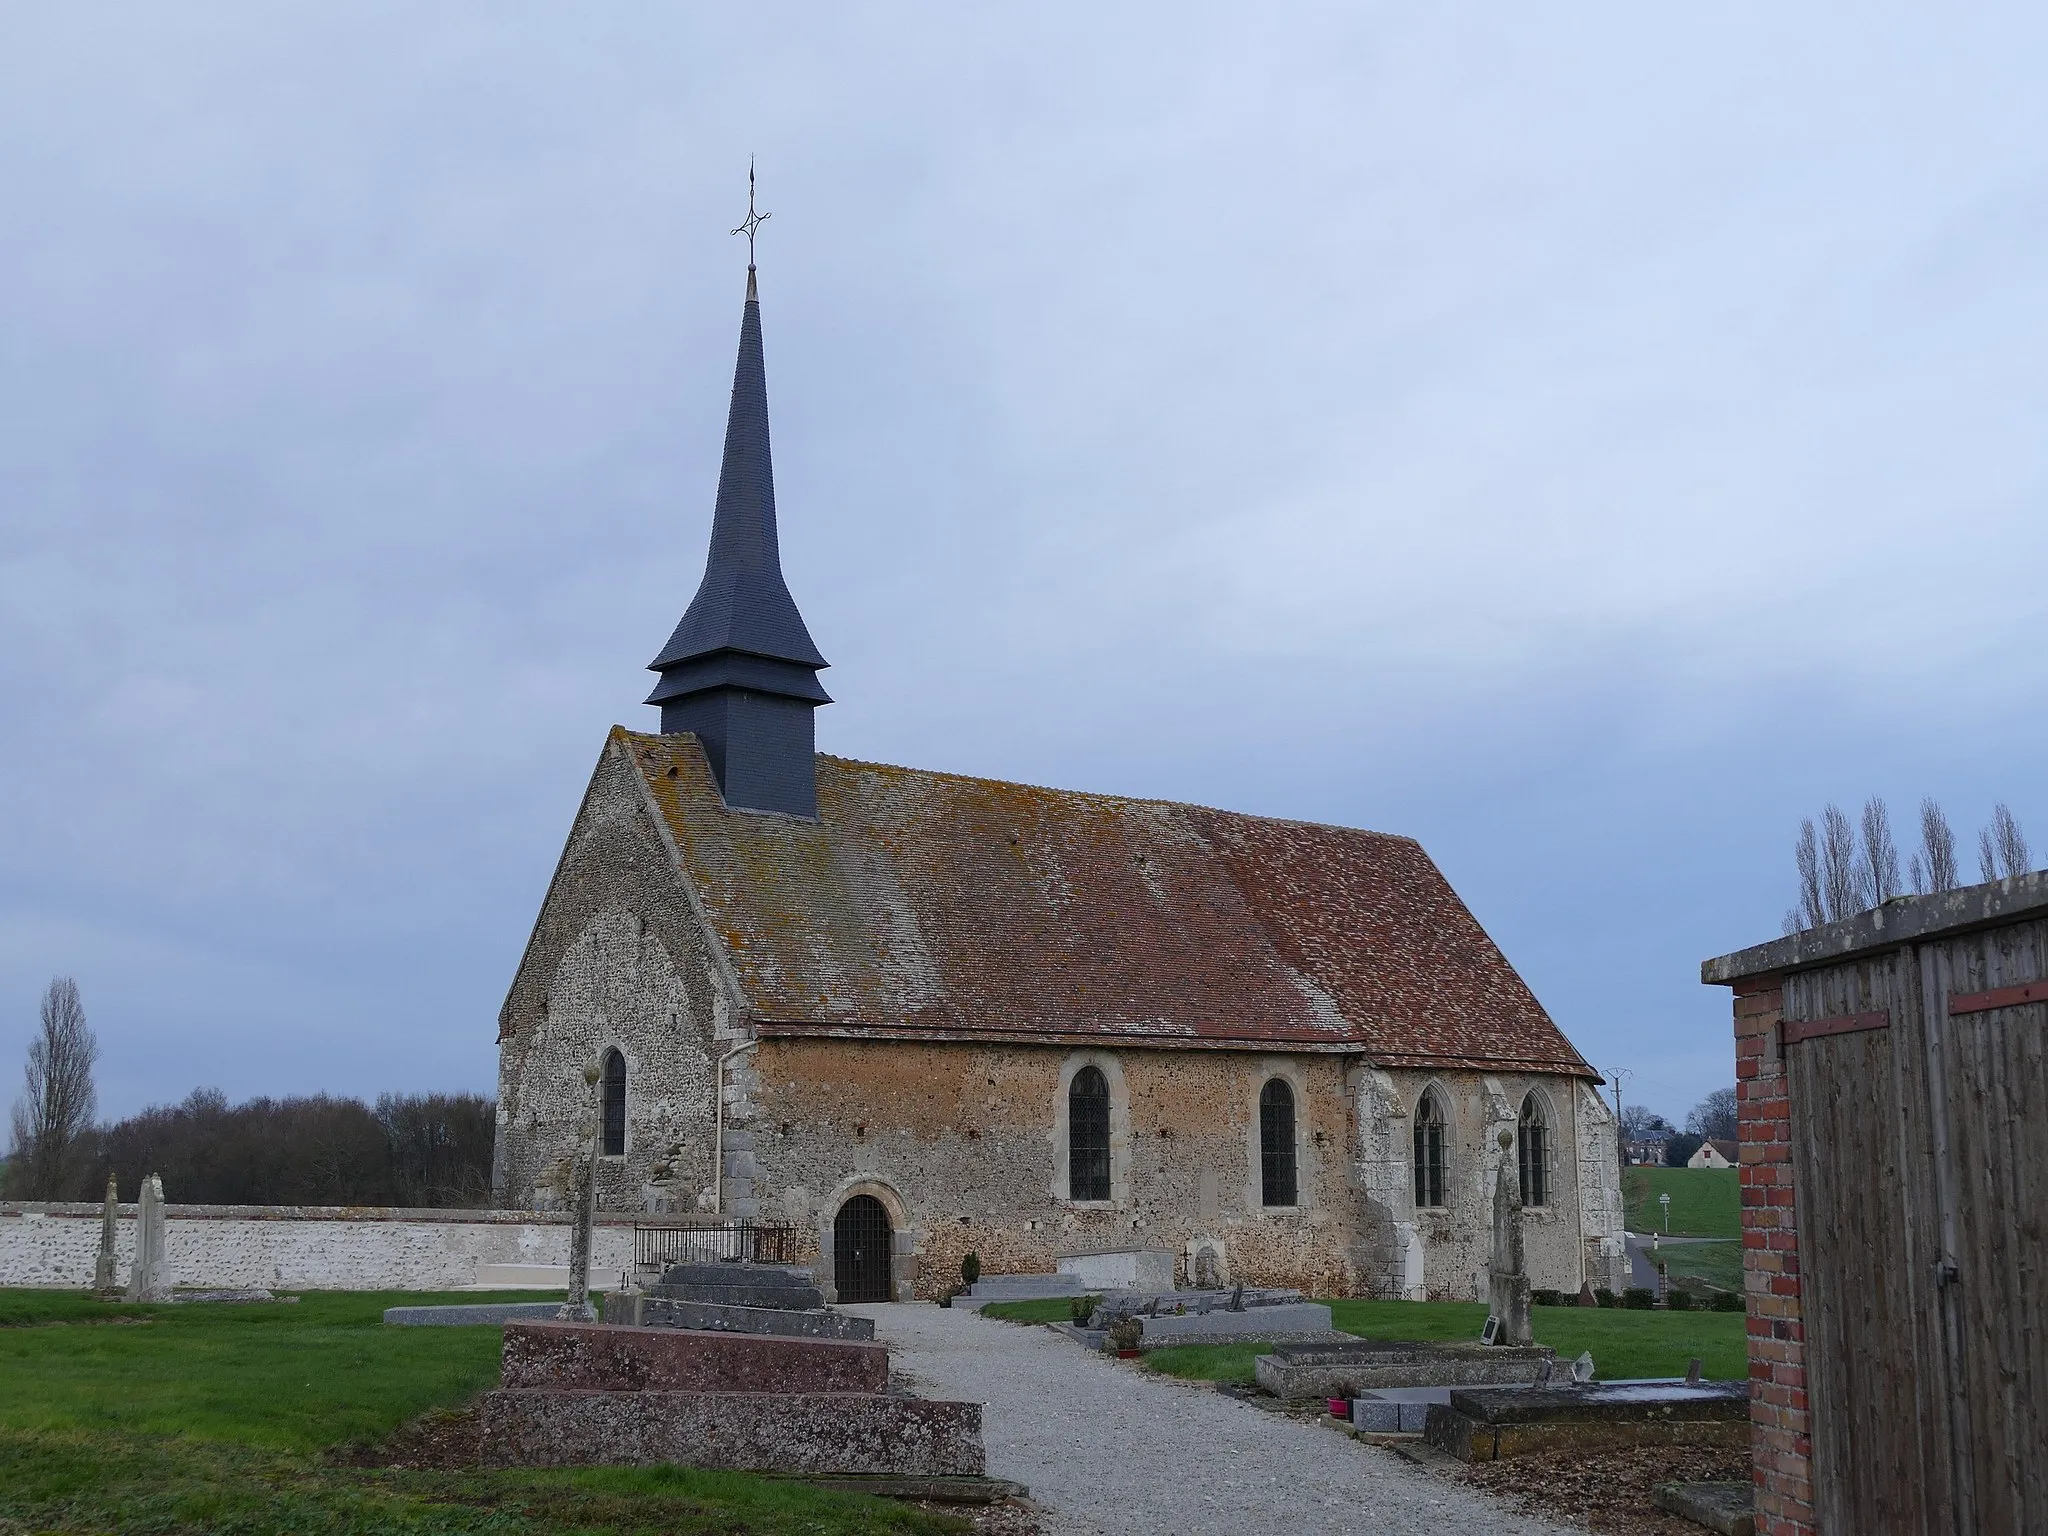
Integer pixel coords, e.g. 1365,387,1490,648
812,749,1417,843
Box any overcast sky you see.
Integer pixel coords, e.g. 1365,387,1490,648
3,6,2044,1130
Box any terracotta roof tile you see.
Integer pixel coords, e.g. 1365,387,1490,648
621,728,1593,1077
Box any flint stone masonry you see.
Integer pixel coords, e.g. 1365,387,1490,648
479,1390,985,1475
501,1320,887,1395
386,1302,570,1327
1425,1381,1749,1463
1257,1339,1556,1399
606,1292,875,1340
0,1203,636,1290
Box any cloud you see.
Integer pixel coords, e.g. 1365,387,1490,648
0,5,2043,1124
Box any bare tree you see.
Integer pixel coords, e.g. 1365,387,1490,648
1860,797,1902,904
1977,803,2032,882
1911,798,1960,894
6,978,99,1199
1687,1087,1739,1141
1793,819,1825,930
1820,804,1867,921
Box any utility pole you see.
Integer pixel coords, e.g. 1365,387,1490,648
1608,1067,1634,1173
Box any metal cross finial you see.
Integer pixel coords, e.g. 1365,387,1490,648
732,159,770,269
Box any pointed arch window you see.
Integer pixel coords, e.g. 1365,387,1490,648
1413,1091,1447,1209
1068,1067,1111,1201
601,1049,627,1157
1518,1092,1549,1208
1259,1079,1297,1207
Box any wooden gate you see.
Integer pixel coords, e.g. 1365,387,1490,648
1781,915,2048,1532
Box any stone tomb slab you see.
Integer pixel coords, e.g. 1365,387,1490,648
385,1302,569,1328
478,1390,984,1476
653,1262,825,1310
1651,1480,1755,1536
501,1321,887,1396
1424,1380,1749,1463
1350,1386,1456,1434
605,1293,875,1341
1135,1302,1334,1347
1256,1338,1556,1398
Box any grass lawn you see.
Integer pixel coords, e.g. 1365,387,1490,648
1140,1298,1746,1388
975,1296,1093,1325
0,1287,960,1536
1622,1167,1740,1238
1653,1240,1745,1295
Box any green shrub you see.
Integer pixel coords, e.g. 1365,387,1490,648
1531,1288,1563,1307
1712,1289,1745,1313
1623,1287,1656,1310
1594,1288,1619,1309
1665,1289,1694,1311
960,1251,981,1287
1070,1293,1102,1323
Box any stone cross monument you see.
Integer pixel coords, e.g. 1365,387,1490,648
93,1174,120,1296
125,1173,170,1302
1486,1129,1533,1346
557,1061,604,1323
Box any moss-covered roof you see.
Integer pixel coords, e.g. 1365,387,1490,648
618,727,1593,1077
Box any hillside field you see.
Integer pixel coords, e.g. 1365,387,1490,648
1622,1166,1740,1238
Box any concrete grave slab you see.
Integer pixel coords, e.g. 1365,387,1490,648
385,1302,568,1327
1651,1480,1754,1536
1256,1338,1556,1398
1425,1379,1749,1462
1351,1386,1458,1433
651,1262,826,1311
1135,1301,1333,1346
605,1292,875,1340
479,1390,984,1476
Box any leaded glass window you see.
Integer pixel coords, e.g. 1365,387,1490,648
1260,1079,1297,1207
1068,1067,1110,1201
1413,1091,1446,1208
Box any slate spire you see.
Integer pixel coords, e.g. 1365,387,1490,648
646,263,830,817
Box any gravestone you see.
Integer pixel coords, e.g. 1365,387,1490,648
558,1061,603,1324
93,1175,119,1296
1486,1131,1532,1346
125,1173,169,1301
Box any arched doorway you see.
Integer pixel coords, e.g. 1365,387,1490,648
833,1194,893,1302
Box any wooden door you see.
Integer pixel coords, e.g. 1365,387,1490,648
1782,951,1957,1533
1928,919,2048,1532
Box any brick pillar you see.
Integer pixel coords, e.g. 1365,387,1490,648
1732,976,1815,1536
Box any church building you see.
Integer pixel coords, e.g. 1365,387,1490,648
492,259,1627,1303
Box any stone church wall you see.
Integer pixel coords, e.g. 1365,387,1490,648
493,743,734,1213
740,1038,1618,1300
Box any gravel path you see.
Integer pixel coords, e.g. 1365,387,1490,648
844,1303,1577,1536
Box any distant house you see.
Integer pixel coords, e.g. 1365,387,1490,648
1624,1135,1671,1167
1688,1139,1737,1170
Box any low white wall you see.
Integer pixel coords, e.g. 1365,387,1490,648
0,1203,640,1291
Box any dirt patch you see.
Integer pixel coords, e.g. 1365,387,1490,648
1460,1440,1751,1535
327,1406,483,1470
